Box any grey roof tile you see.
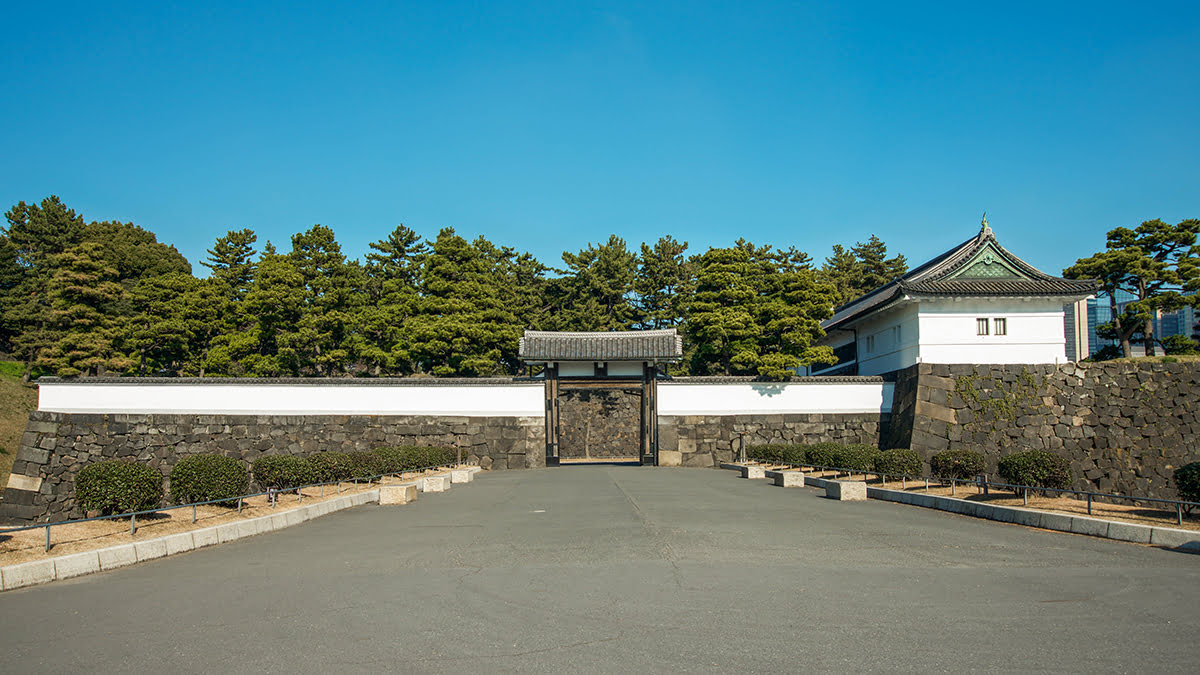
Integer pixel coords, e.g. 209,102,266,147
519,329,683,362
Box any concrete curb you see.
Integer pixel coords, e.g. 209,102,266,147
0,489,381,592
726,463,1200,552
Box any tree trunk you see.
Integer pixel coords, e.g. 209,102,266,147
1111,293,1131,358
1145,314,1156,357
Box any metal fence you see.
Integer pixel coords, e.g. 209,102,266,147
756,460,1200,526
0,461,471,553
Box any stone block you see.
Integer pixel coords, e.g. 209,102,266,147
134,539,168,562
192,527,220,548
284,509,307,527
421,475,450,492
53,551,101,580
162,532,196,556
1105,521,1153,544
658,450,682,467
1036,512,1074,532
254,516,276,535
1069,516,1109,538
2,559,56,590
239,520,262,538
740,465,767,480
1149,527,1200,550
825,481,867,501
6,473,42,492
269,513,289,530
380,482,418,505
98,544,137,571
216,522,242,543
772,470,805,487
450,469,473,484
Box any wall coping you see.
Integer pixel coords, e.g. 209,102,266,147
664,376,887,384
35,377,540,387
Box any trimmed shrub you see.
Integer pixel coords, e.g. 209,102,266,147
997,450,1072,490
1174,462,1200,511
831,444,881,472
929,450,986,480
252,455,314,491
75,460,163,515
308,452,354,482
874,448,922,478
169,454,249,504
346,451,387,480
373,445,459,472
805,442,842,468
746,444,805,465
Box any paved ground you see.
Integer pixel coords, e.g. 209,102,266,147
2,466,1198,673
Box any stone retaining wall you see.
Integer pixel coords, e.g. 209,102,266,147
659,413,889,467
892,361,1200,500
0,411,543,523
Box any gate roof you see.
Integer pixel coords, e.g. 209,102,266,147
519,329,682,362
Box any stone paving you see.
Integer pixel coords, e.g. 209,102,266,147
0,466,1197,673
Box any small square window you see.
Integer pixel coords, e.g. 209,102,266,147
976,318,989,335
994,318,1007,336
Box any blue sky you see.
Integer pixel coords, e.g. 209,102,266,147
1,2,1196,276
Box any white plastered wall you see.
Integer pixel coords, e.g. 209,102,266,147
854,304,921,376
659,381,893,415
38,383,544,416
916,298,1068,364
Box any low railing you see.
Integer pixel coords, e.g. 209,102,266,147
0,461,471,553
751,460,1200,526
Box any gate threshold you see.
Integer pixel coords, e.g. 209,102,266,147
558,457,641,466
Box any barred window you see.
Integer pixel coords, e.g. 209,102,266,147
976,318,989,335
994,318,1007,336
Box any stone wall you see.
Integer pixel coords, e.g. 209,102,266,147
658,413,889,467
559,387,641,459
0,411,543,523
893,361,1200,500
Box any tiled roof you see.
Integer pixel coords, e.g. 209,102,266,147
519,329,683,362
822,224,1100,332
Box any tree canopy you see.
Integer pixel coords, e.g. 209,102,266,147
1064,218,1200,357
1,195,928,379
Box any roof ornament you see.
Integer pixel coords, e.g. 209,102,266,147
980,212,992,237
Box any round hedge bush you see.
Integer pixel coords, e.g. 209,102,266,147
252,455,314,490
169,454,248,504
307,452,354,482
1174,461,1200,507
997,450,1072,490
75,460,163,515
747,444,805,465
805,442,842,468
929,449,986,480
874,448,922,478
831,444,881,472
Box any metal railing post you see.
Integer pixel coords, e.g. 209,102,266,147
1087,493,1092,515
45,525,51,552
130,513,137,535
193,504,197,523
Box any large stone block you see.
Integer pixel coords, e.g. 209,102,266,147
380,482,418,505
739,465,766,479
772,470,805,487
825,481,867,501
450,469,473,484
420,475,451,493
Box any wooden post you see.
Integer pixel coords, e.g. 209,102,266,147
545,364,560,466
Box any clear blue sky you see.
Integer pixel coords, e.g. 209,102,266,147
1,1,1196,276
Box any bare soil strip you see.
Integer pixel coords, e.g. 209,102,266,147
0,469,458,566
763,466,1199,532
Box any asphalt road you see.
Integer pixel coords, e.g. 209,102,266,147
2,466,1198,673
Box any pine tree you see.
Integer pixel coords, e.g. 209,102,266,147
549,235,638,331
359,226,426,375
37,243,131,376
635,235,693,329
685,247,760,375
851,235,908,292
201,229,258,301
